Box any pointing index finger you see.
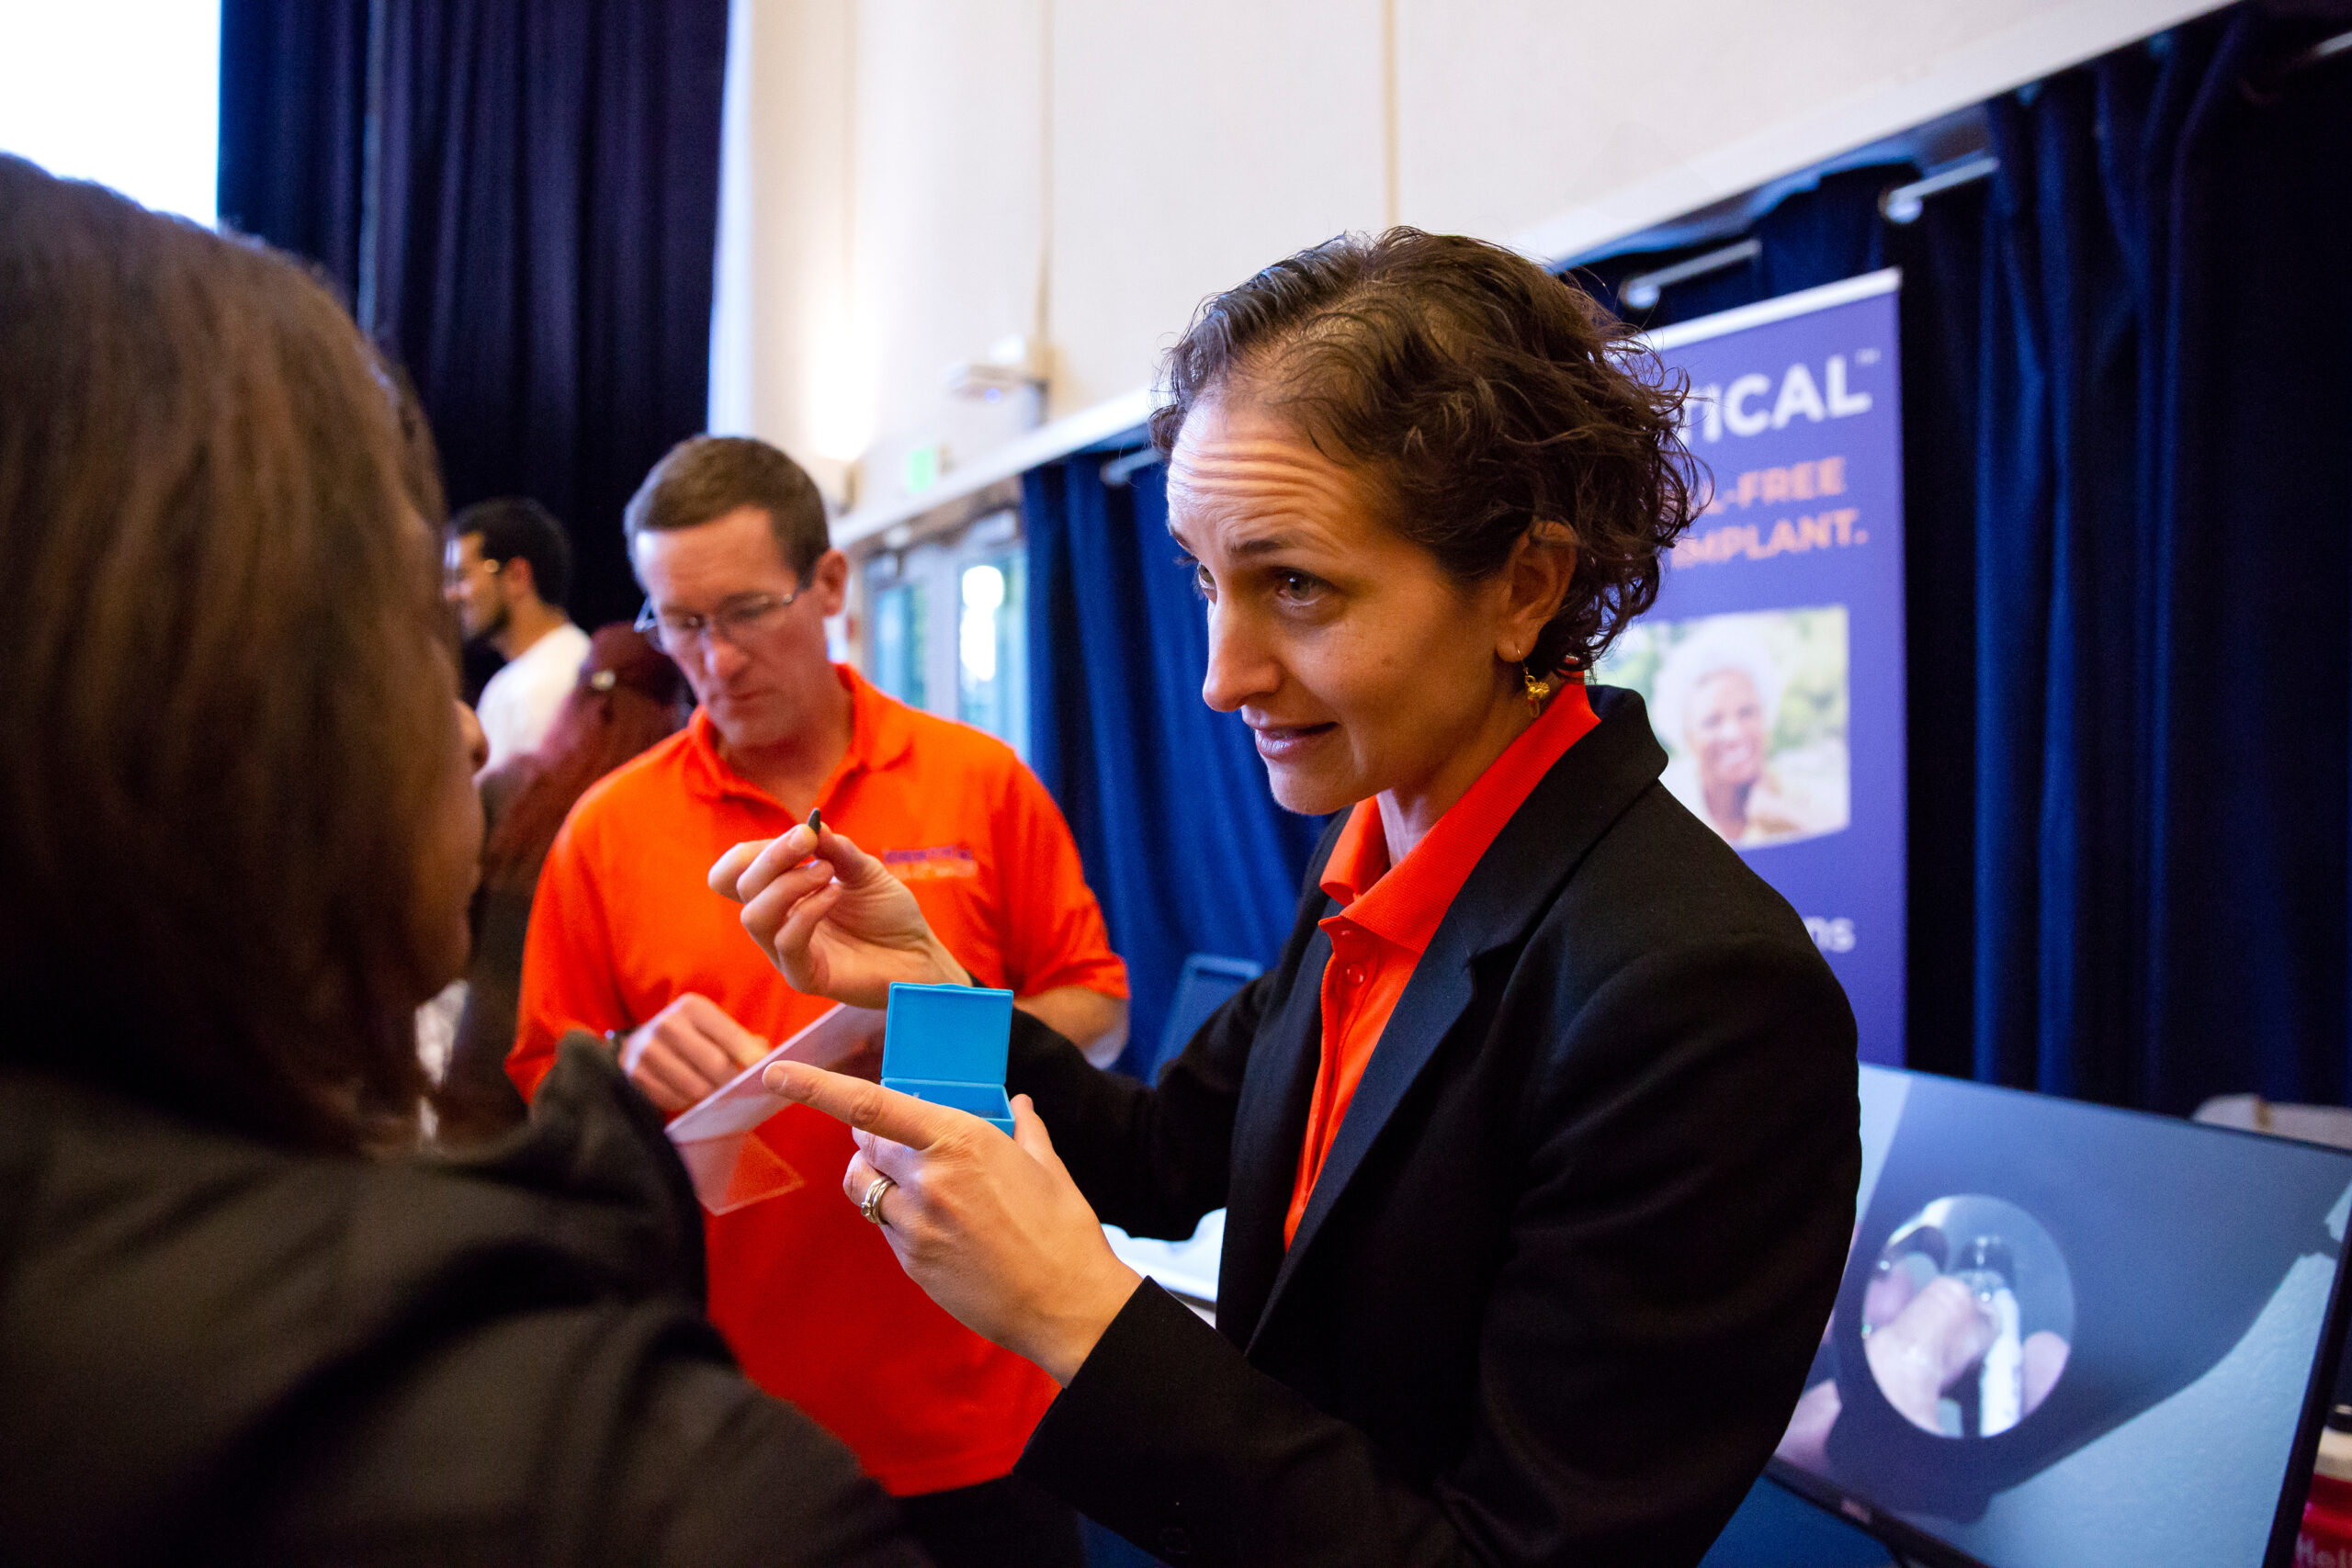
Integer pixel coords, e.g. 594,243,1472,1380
764,1061,961,1150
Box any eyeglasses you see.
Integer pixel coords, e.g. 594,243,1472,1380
634,586,803,652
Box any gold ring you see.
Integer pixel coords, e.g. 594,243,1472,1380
859,1174,896,1227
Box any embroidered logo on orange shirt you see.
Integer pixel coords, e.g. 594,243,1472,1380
882,844,979,882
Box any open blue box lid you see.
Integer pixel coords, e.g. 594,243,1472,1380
882,982,1015,1135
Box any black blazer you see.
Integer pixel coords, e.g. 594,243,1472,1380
1003,688,1860,1568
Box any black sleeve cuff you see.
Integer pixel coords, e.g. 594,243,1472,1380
1016,1280,1275,1566
1016,1282,1473,1568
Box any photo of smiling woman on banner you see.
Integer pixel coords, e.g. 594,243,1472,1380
1606,605,1851,850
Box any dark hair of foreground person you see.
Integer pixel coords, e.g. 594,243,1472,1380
0,161,457,1148
0,155,926,1568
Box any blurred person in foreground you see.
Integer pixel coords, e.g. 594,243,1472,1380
715,231,1860,1567
433,626,687,1144
0,154,924,1568
446,495,594,769
508,434,1129,1568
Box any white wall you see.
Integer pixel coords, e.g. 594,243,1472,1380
709,0,2227,514
1047,0,1392,422
0,0,220,224
707,0,859,497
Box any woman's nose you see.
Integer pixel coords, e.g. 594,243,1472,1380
1200,604,1276,714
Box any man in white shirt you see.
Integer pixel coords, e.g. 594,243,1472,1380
445,497,594,769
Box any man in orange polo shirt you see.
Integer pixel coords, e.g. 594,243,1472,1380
509,435,1127,1568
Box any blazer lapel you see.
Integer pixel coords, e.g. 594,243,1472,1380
1244,686,1669,1351
1215,923,1330,1346
1246,932,1477,1354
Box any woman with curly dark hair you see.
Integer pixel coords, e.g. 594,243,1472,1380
714,230,1860,1566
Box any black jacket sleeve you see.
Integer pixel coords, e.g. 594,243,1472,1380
1004,977,1265,1241
1004,817,1344,1243
1016,937,1859,1568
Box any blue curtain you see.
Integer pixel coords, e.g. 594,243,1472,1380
1575,6,2352,1112
1970,15,2352,1111
1023,457,1329,1078
217,0,370,299
1571,163,1908,323
216,0,730,629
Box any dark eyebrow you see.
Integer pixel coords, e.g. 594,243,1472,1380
1165,528,1305,559
1229,534,1303,559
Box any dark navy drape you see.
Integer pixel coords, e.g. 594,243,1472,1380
1023,457,1329,1078
217,0,729,628
1577,6,2352,1112
1971,17,2352,1111
1573,164,1907,324
217,0,370,298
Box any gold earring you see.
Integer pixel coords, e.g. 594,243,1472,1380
1522,663,1554,714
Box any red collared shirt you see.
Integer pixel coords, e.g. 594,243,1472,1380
1284,683,1600,1246
511,665,1125,1495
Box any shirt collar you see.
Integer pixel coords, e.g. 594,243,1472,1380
1318,682,1600,956
681,662,915,807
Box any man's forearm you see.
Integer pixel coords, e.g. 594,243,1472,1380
1017,987,1130,1068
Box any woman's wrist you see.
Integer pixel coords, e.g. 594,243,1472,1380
1027,1260,1145,1386
920,935,972,988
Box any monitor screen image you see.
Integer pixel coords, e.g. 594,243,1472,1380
1769,1066,2352,1568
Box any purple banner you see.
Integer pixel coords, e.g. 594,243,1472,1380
1600,272,1906,1065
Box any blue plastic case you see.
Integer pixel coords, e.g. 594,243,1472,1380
881,982,1016,1135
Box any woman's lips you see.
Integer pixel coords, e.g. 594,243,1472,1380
1251,721,1337,762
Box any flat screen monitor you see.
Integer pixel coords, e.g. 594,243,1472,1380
1768,1065,2352,1567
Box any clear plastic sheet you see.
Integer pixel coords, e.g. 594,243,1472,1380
664,1004,886,1213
